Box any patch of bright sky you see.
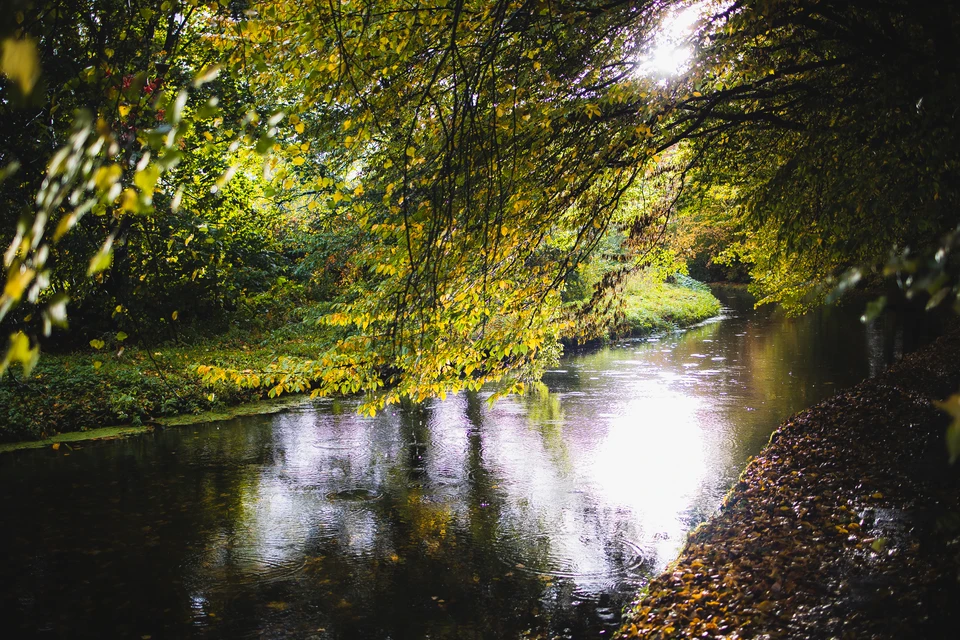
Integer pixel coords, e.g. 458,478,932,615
636,3,705,79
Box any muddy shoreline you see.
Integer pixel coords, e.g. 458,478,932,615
618,326,960,639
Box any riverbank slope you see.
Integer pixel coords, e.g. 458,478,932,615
618,277,721,338
617,325,960,639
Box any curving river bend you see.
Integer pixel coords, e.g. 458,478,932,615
0,288,944,638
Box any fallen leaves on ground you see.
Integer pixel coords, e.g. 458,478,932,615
618,328,960,639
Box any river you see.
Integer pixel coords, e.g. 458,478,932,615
0,288,944,638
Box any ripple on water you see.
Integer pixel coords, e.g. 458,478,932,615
494,532,648,582
185,540,309,590
325,487,382,502
312,439,366,451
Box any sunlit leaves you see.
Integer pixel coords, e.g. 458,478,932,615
87,244,114,277
935,394,960,464
859,296,887,325
192,65,221,87
0,36,40,96
0,331,39,377
195,0,678,409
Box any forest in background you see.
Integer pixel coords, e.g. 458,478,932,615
1,0,958,432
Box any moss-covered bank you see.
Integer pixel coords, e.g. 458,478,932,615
617,325,960,639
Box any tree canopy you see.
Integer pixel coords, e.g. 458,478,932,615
3,0,959,408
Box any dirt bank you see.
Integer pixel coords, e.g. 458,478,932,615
618,327,960,639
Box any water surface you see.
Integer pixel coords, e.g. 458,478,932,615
0,288,942,638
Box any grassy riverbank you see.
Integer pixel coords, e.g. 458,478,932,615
617,325,960,639
0,277,720,444
618,275,721,337
0,323,339,443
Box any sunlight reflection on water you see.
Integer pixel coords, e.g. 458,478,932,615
1,288,947,639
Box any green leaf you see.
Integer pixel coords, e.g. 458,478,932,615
948,421,960,465
116,331,128,342
43,293,69,334
826,268,861,304
256,135,276,155
859,296,887,324
0,161,20,183
87,248,113,276
134,164,161,199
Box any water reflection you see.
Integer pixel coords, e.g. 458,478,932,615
0,288,944,638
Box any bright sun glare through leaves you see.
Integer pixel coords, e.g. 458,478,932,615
636,4,703,78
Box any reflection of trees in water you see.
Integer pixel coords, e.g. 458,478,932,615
6,288,952,638
178,395,588,639
523,387,571,475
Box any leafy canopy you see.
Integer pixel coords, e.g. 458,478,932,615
4,0,960,409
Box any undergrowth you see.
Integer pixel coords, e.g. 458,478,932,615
0,321,339,442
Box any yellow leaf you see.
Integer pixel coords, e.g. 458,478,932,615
1,330,39,376
3,266,36,302
936,393,960,463
52,443,60,450
119,188,139,213
292,156,306,166
295,123,305,134
94,164,122,192
88,248,113,275
192,65,220,87
1,37,40,95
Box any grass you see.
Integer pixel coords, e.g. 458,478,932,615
617,274,721,337
0,321,339,443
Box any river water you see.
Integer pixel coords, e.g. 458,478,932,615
0,288,944,639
